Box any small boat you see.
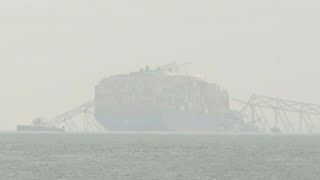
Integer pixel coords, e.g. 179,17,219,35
17,118,65,133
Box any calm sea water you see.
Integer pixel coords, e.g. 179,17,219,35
0,133,320,180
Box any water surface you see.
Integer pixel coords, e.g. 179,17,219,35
0,133,319,180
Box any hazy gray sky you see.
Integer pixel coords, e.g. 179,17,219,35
1,0,320,130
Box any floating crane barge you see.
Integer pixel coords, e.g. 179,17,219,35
17,118,65,133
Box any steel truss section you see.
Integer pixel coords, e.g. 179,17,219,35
45,101,105,132
240,94,320,133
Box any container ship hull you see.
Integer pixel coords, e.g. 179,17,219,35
94,64,255,132
96,111,244,132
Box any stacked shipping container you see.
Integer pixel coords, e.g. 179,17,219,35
94,68,232,131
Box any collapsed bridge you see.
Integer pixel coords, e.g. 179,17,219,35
17,63,320,134
238,94,320,133
22,94,320,134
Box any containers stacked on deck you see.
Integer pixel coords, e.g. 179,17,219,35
95,66,235,131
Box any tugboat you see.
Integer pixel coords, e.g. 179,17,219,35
17,118,65,133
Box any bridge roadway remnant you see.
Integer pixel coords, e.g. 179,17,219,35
27,93,320,134
238,94,320,134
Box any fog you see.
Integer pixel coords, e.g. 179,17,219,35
1,0,320,130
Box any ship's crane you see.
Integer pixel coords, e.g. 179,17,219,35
158,62,192,74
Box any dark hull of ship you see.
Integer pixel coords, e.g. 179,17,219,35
96,111,255,132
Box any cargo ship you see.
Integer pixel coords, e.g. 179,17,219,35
95,63,255,132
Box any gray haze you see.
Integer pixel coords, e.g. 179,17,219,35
0,0,320,130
